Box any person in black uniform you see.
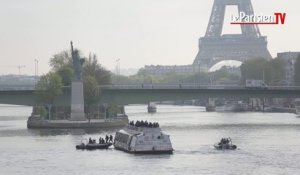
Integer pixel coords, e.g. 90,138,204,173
105,135,109,143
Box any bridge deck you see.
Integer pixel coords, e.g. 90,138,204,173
0,85,300,106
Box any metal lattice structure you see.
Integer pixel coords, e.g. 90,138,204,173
193,0,272,70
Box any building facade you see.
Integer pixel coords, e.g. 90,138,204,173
277,52,300,86
144,65,200,75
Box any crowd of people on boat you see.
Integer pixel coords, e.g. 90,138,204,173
129,120,160,128
88,135,113,144
218,138,231,145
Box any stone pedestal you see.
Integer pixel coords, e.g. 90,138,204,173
70,81,86,121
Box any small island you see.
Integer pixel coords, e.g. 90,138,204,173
27,42,128,128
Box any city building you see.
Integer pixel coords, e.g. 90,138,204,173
144,65,199,75
277,52,300,86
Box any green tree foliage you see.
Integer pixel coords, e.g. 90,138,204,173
49,51,72,71
112,73,184,85
49,51,111,86
35,48,112,118
212,68,240,85
83,53,111,85
83,75,100,107
107,103,120,117
56,66,73,86
49,51,111,106
112,68,240,85
266,59,285,85
294,55,300,86
137,68,147,76
240,58,267,83
178,72,210,84
241,58,285,85
35,106,47,119
34,72,63,105
49,51,73,86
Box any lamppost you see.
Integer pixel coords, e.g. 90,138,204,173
262,68,265,82
115,59,120,84
116,59,120,75
17,65,26,76
34,59,39,83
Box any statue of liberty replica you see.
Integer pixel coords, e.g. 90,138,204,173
70,41,86,121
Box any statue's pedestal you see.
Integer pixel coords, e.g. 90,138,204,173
70,81,86,121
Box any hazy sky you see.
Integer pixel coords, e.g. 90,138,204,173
0,0,299,75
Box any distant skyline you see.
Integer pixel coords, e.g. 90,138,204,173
0,0,299,75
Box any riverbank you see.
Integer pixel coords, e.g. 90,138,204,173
27,115,128,129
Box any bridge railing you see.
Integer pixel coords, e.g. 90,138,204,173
1,84,300,91
100,84,300,90
266,86,300,90
0,85,35,91
100,84,245,89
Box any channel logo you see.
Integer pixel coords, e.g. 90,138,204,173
231,12,286,25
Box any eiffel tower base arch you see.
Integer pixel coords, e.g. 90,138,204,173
194,35,272,71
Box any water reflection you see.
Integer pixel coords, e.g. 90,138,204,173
0,126,122,137
27,127,121,136
1,105,300,175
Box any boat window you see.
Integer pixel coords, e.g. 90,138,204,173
115,132,130,144
157,136,161,139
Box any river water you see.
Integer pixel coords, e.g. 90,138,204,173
0,104,300,175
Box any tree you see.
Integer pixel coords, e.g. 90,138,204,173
240,58,285,85
240,58,267,84
57,66,73,86
107,103,120,117
34,72,63,105
34,72,63,120
35,106,47,119
83,53,111,85
295,55,300,86
137,68,147,76
49,50,111,90
267,59,285,85
49,51,72,71
83,75,100,111
34,49,112,119
212,68,240,85
49,50,74,86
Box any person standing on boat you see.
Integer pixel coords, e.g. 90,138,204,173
109,135,113,142
105,135,109,143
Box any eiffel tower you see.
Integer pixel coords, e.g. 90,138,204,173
193,0,272,70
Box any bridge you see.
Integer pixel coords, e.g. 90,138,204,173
0,84,300,106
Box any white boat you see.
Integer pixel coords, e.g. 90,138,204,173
114,121,173,154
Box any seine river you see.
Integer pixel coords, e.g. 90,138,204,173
1,104,300,175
